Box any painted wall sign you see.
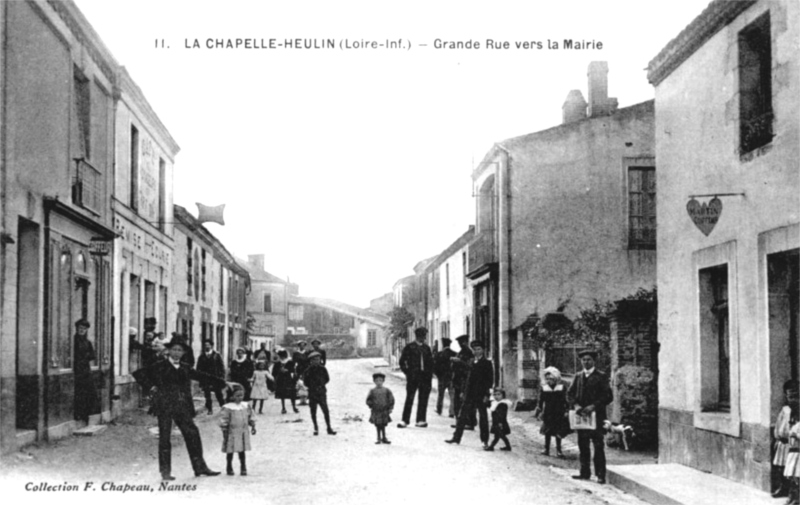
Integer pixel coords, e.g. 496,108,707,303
686,197,722,236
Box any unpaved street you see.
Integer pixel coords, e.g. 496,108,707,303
1,359,647,505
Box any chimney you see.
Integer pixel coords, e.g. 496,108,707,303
248,254,264,272
587,61,618,117
562,89,587,124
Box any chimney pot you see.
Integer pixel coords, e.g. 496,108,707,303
587,61,617,117
562,89,587,124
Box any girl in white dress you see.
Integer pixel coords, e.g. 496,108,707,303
250,361,273,414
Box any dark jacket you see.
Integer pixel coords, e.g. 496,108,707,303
567,369,613,426
465,357,494,401
434,347,456,380
399,341,434,379
195,350,225,385
302,363,330,398
310,348,327,366
229,358,255,387
133,359,225,418
452,346,474,387
293,350,309,376
490,400,512,436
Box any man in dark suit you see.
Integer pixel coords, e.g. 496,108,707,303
133,336,227,481
445,340,493,446
397,327,434,428
451,334,475,426
196,339,226,414
434,337,456,416
567,349,613,484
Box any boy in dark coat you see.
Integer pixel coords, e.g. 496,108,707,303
302,351,336,436
133,336,228,481
567,349,613,484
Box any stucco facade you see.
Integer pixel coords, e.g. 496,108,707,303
0,0,118,453
650,0,799,492
111,68,178,413
242,254,289,352
469,63,656,399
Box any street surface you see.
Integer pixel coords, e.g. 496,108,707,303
1,359,648,505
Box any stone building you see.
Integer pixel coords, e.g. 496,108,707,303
240,254,292,353
0,0,118,452
468,62,656,398
111,67,179,412
285,296,388,359
648,0,798,491
172,205,250,364
427,226,474,350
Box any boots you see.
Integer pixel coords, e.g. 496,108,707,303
786,480,799,505
226,460,234,476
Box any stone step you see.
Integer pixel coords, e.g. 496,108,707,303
607,463,774,505
73,425,107,437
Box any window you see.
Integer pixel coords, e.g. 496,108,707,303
193,250,200,301
201,249,207,301
739,13,772,154
699,264,730,412
446,263,450,297
462,252,467,288
219,265,224,305
367,329,377,347
289,304,304,321
263,294,272,313
628,167,656,250
158,158,166,231
130,125,139,210
73,68,91,159
186,237,193,297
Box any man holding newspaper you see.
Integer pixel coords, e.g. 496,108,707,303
567,349,613,485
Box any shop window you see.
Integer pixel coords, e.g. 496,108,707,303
739,12,773,154
699,264,730,412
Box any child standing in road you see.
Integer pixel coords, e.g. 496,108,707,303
366,372,395,444
485,387,512,451
220,384,256,476
533,366,571,457
302,351,337,436
250,361,273,414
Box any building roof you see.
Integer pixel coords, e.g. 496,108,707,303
235,257,287,284
474,100,655,179
393,275,415,289
289,295,390,327
413,255,439,274
428,226,475,270
647,0,756,86
173,205,249,279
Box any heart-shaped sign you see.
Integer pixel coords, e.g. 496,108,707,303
686,197,722,236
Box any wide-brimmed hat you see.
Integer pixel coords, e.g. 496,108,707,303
577,349,598,359
74,319,91,329
308,351,322,359
297,340,307,346
311,338,321,345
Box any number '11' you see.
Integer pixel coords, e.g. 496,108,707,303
155,39,166,48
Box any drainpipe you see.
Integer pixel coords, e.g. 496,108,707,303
41,201,52,441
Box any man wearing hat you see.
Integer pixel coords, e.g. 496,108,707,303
196,339,226,414
567,349,613,484
133,336,228,480
73,319,99,423
451,335,475,426
434,337,456,417
445,340,493,446
398,327,434,428
310,338,327,366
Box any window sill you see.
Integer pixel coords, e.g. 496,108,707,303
739,141,773,163
694,410,740,437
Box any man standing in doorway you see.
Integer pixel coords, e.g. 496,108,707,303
397,327,434,428
445,340,493,447
196,339,226,414
567,349,613,484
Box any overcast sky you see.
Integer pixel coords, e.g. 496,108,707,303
75,0,705,308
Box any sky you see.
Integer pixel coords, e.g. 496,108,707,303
74,0,706,308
